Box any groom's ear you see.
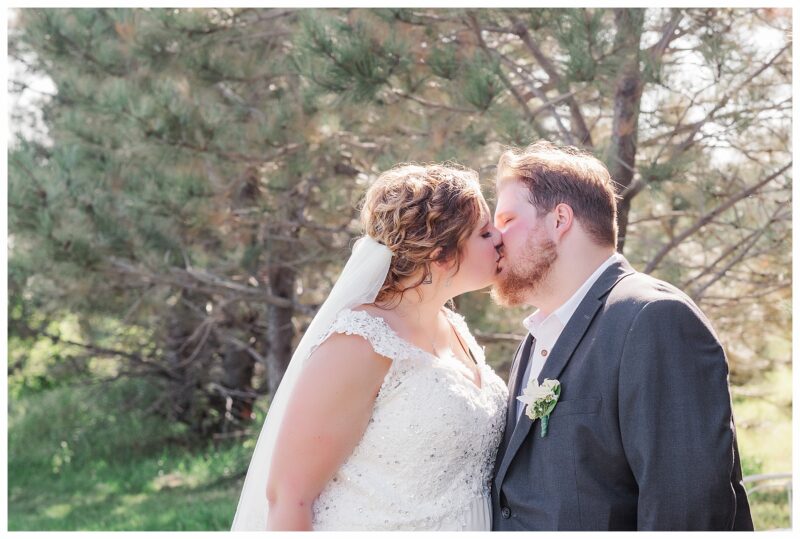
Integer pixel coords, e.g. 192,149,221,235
552,203,574,240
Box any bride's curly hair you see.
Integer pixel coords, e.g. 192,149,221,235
360,163,490,307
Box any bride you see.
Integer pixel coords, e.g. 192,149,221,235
231,163,509,530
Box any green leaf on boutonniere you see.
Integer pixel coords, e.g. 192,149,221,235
516,378,561,437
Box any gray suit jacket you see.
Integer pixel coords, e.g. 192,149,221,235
491,257,753,531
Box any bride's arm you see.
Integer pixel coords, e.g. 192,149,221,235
265,332,391,530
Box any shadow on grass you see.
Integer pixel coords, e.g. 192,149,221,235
8,378,258,531
9,459,247,531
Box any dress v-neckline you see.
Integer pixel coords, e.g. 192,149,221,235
349,307,485,391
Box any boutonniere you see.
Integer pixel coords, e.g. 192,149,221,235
516,378,561,437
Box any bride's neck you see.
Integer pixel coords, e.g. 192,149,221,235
387,291,449,330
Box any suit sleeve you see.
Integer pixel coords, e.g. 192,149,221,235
618,298,738,530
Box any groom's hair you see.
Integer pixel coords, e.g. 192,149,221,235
497,141,619,248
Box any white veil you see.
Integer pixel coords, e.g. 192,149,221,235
231,235,393,530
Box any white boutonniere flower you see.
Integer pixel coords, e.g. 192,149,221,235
516,378,561,437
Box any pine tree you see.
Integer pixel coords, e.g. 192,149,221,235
294,7,791,379
9,8,791,432
9,8,389,433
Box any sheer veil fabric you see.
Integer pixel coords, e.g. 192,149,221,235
231,235,393,530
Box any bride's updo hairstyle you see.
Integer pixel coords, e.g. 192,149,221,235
360,163,489,306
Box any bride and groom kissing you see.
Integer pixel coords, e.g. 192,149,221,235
231,141,753,531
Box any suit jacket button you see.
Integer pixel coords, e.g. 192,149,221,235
501,507,511,519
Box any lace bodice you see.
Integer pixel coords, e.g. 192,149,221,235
309,307,508,530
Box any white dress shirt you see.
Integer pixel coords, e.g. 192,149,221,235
515,253,623,421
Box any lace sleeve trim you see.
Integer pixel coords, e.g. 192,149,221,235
317,308,406,362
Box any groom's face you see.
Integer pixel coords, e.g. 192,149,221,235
491,180,558,307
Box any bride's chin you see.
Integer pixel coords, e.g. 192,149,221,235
459,268,504,293
461,279,494,294
480,272,502,289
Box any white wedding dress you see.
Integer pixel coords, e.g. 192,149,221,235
308,306,508,531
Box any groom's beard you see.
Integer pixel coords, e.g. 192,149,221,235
491,236,558,307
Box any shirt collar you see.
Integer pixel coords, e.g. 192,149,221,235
522,252,622,336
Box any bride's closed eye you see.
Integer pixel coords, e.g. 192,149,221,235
481,232,493,239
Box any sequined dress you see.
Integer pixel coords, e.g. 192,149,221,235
309,307,508,531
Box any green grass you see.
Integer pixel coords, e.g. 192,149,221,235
8,367,792,530
8,378,258,530
733,365,793,530
747,491,793,531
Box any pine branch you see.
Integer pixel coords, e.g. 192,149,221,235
683,201,789,298
466,12,548,138
645,9,684,66
473,330,526,344
390,88,477,113
212,328,269,366
644,161,791,273
508,14,593,148
670,42,791,158
35,327,179,380
106,256,315,314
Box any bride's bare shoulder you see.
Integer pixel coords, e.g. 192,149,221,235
306,329,391,385
350,304,397,324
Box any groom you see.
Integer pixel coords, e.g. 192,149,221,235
489,141,753,531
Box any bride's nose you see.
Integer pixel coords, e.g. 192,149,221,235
492,232,504,255
490,228,504,250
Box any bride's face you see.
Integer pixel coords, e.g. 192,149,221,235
446,210,504,292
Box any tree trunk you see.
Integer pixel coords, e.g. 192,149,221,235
264,171,307,398
220,340,256,424
607,9,645,253
162,290,211,431
265,246,296,398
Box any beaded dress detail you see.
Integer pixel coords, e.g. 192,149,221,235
309,307,508,531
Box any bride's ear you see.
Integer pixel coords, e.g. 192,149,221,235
431,247,449,270
431,248,458,274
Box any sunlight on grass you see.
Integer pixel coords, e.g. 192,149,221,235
731,365,792,530
44,503,72,520
151,471,189,491
734,366,792,474
8,368,792,530
113,493,149,514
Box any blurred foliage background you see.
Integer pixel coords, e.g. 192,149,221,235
7,7,792,530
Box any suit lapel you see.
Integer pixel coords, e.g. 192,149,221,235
500,335,534,451
494,258,636,489
535,299,602,386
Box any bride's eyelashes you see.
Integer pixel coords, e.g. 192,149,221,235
481,232,493,239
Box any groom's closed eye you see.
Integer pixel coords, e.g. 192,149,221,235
494,210,513,226
496,217,513,228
